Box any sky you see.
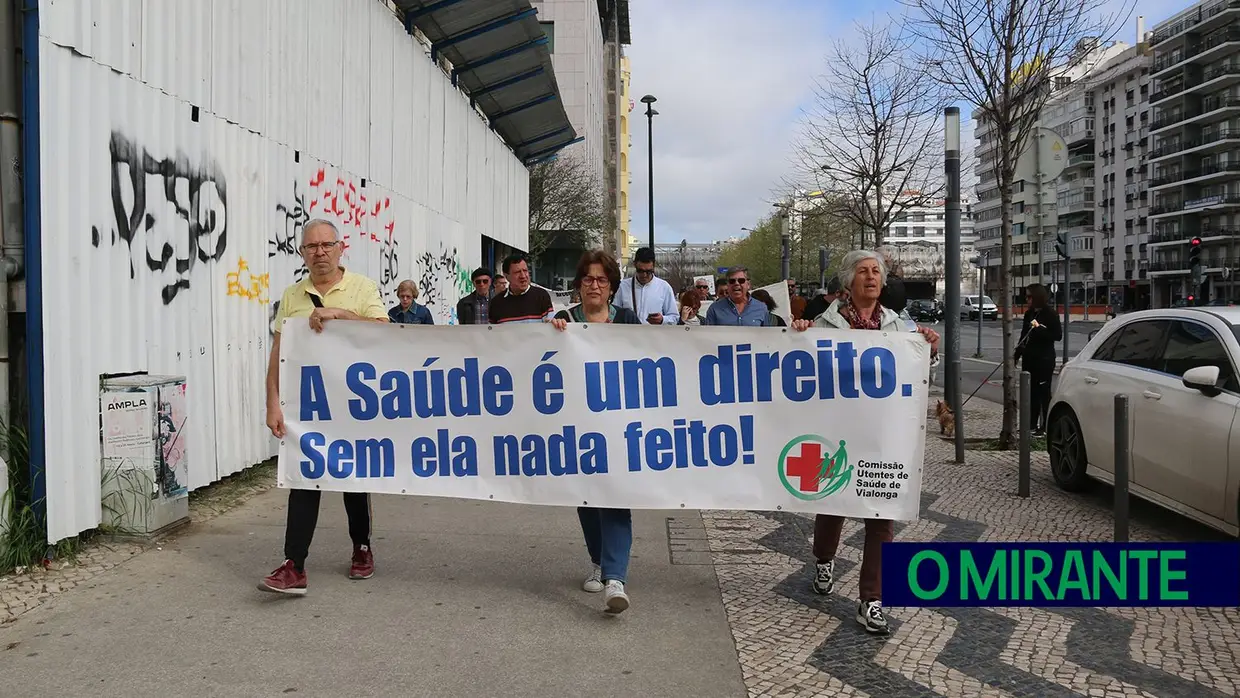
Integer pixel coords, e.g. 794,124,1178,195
624,0,1186,245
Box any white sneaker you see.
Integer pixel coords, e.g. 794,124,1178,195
858,599,888,634
604,579,630,614
811,559,835,595
582,564,604,593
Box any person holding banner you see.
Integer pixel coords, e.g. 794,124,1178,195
792,249,939,634
702,266,777,326
490,253,555,324
259,219,390,596
548,250,638,614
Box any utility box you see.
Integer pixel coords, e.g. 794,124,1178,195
99,374,190,537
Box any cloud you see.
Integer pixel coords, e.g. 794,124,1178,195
625,0,839,244
623,0,1177,245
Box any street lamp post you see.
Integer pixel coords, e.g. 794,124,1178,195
641,95,658,255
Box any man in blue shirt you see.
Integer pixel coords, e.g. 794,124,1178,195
703,265,774,326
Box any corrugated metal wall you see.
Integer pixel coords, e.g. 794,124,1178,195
37,0,531,542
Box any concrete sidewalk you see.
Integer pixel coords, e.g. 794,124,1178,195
0,493,746,697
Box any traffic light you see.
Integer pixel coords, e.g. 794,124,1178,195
1055,232,1069,258
1189,236,1203,269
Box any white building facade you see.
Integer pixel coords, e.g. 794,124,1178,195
30,0,540,542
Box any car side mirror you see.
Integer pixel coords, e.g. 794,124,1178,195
1088,329,1099,340
1182,365,1223,397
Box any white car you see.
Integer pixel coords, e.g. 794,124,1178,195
961,295,998,321
1047,307,1240,536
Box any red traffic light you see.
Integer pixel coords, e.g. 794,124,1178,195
1191,237,1203,246
1189,295,1196,301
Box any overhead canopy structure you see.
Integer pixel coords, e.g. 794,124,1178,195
398,0,580,164
597,0,630,44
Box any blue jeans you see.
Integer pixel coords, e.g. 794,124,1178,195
577,507,633,583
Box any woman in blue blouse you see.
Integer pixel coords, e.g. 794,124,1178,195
388,280,434,325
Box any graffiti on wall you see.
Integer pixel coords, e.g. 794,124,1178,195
271,169,401,303
272,181,311,284
416,245,472,325
225,257,269,304
91,132,228,305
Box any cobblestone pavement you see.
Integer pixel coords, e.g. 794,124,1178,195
688,394,1240,698
0,462,275,624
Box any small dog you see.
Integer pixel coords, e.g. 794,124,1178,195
935,400,956,437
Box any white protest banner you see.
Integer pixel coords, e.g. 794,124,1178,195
277,321,930,520
754,281,793,325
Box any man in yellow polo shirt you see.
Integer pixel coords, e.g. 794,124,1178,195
259,218,388,596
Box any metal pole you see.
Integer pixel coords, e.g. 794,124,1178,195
1062,254,1070,365
646,106,655,253
1019,371,1031,498
951,359,965,463
1113,394,1130,542
976,262,984,357
944,107,962,418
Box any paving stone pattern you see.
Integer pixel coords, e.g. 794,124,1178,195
0,466,276,625
700,394,1240,698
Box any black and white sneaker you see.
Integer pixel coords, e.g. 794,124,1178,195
857,599,888,634
811,559,835,595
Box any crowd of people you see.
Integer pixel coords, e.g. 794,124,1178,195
258,217,942,635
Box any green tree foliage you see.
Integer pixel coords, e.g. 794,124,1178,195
716,205,860,287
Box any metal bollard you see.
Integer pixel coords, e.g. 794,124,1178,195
1019,371,1031,498
1113,394,1130,542
951,359,965,464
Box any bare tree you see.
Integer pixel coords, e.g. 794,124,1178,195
793,21,948,248
528,152,607,262
903,0,1132,448
658,240,695,293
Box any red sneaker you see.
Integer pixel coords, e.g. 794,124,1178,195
349,544,374,580
258,560,307,595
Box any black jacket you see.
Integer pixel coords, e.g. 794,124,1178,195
1015,306,1062,361
456,293,489,325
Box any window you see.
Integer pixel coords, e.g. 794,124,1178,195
540,21,555,52
1094,320,1168,369
1161,321,1239,391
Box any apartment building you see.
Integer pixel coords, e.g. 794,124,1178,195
531,1,630,286
887,201,977,245
1090,44,1155,311
972,39,1130,305
1148,0,1240,306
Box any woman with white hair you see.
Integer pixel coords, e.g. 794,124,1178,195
791,249,939,634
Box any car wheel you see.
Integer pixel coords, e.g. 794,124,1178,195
1048,408,1089,491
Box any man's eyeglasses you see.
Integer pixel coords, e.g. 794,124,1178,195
473,278,491,285
696,285,709,290
727,278,748,285
301,241,340,253
635,267,655,276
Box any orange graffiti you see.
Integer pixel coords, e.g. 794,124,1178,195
226,257,270,304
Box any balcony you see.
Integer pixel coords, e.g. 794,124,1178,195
1150,126,1240,161
1152,0,1240,47
1151,63,1240,106
1150,161,1240,188
1066,153,1095,168
1153,26,1240,76
1059,198,1097,214
1150,194,1240,217
1149,256,1240,274
1149,225,1240,245
1151,97,1240,132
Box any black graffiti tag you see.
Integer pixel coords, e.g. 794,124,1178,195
90,131,228,305
416,247,459,312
